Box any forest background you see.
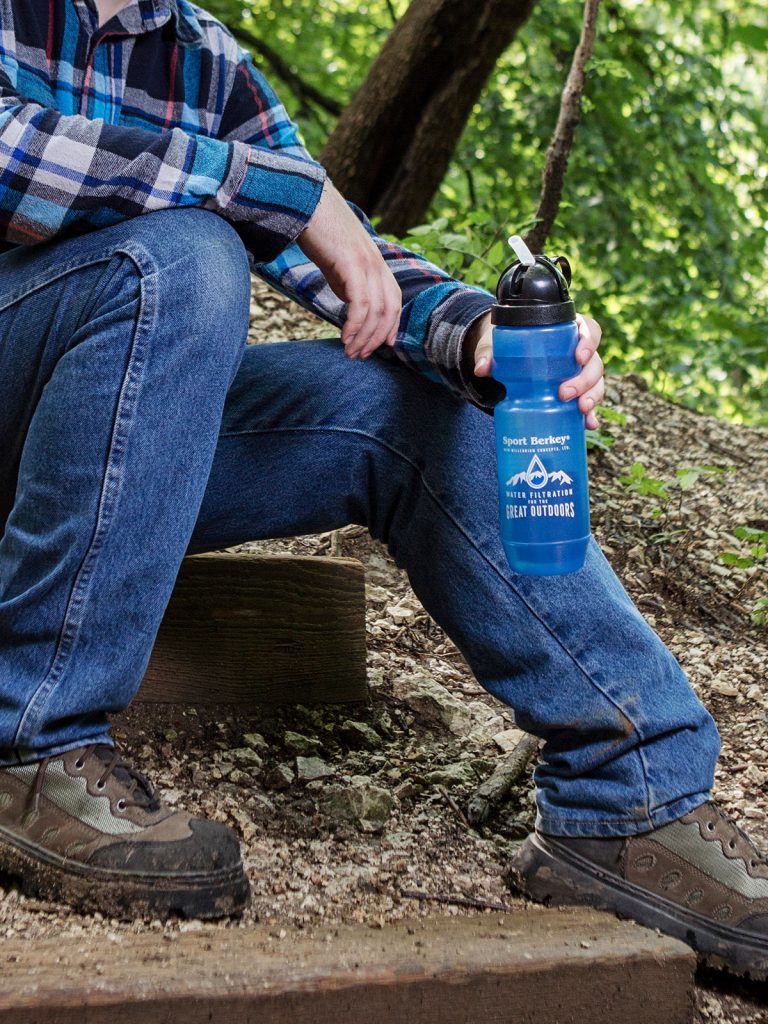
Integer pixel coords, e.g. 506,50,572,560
208,0,767,427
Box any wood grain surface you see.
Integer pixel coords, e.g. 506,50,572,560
137,552,368,707
0,908,695,1024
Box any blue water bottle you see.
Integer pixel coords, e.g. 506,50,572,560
491,236,590,576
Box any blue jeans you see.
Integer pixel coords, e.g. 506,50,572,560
0,209,720,837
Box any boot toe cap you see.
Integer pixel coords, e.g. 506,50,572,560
88,816,243,876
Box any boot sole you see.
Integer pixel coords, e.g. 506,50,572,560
0,824,250,921
508,832,768,980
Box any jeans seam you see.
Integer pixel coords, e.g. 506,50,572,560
218,421,653,823
0,732,115,768
0,249,124,314
12,249,157,747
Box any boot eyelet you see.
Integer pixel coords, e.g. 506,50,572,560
706,822,716,831
95,780,106,791
74,760,85,770
729,840,736,849
116,799,126,812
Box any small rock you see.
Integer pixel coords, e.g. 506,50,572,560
296,756,334,782
425,762,477,788
264,763,295,791
394,780,422,801
284,731,323,757
339,720,383,750
392,672,473,736
246,792,275,815
711,682,739,697
242,732,270,755
492,728,526,753
231,747,263,769
321,777,393,833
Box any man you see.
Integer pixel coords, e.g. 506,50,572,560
0,0,766,977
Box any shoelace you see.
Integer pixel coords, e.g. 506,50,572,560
706,801,768,870
30,744,161,816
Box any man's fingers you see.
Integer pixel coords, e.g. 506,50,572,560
357,282,400,358
349,280,387,356
354,270,401,358
341,270,370,353
575,313,602,365
559,351,603,401
359,301,400,357
577,376,605,416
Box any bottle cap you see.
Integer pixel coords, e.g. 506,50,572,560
492,238,575,327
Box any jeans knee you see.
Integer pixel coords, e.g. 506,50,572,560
122,209,250,320
118,210,251,368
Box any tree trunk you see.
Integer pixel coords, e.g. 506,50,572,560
524,0,602,253
320,0,539,236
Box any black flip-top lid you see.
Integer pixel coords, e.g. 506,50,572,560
491,254,575,326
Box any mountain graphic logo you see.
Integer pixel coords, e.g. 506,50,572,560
506,455,573,489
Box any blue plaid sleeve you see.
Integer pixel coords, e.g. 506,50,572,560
0,66,325,259
218,46,500,411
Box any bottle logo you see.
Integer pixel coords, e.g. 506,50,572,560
506,455,573,489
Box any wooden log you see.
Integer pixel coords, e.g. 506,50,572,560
0,909,695,1024
136,552,368,707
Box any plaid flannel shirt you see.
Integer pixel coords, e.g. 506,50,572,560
0,0,498,408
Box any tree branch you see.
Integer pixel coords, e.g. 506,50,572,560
229,25,344,118
524,0,602,253
384,0,399,25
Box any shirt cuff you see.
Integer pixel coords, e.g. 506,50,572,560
214,140,327,263
426,285,505,413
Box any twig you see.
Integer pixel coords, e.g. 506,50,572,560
462,164,477,210
438,785,472,830
466,734,540,827
399,889,515,913
524,0,602,252
706,439,753,467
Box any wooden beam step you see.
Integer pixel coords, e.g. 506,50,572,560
0,908,695,1024
137,552,368,707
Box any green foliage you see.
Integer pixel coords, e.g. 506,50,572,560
719,526,768,626
585,406,628,450
618,462,724,520
436,0,768,426
619,462,671,500
209,0,767,426
720,526,768,568
399,214,509,283
752,597,768,627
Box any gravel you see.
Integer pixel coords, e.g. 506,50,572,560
2,280,765,1020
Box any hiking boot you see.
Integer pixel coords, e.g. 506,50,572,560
0,744,249,919
508,801,768,978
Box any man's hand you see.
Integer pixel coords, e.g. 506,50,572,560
297,179,402,359
466,311,604,429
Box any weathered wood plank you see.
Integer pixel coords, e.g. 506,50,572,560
137,552,368,707
0,909,695,1024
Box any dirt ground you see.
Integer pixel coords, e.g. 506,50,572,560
1,281,766,1022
